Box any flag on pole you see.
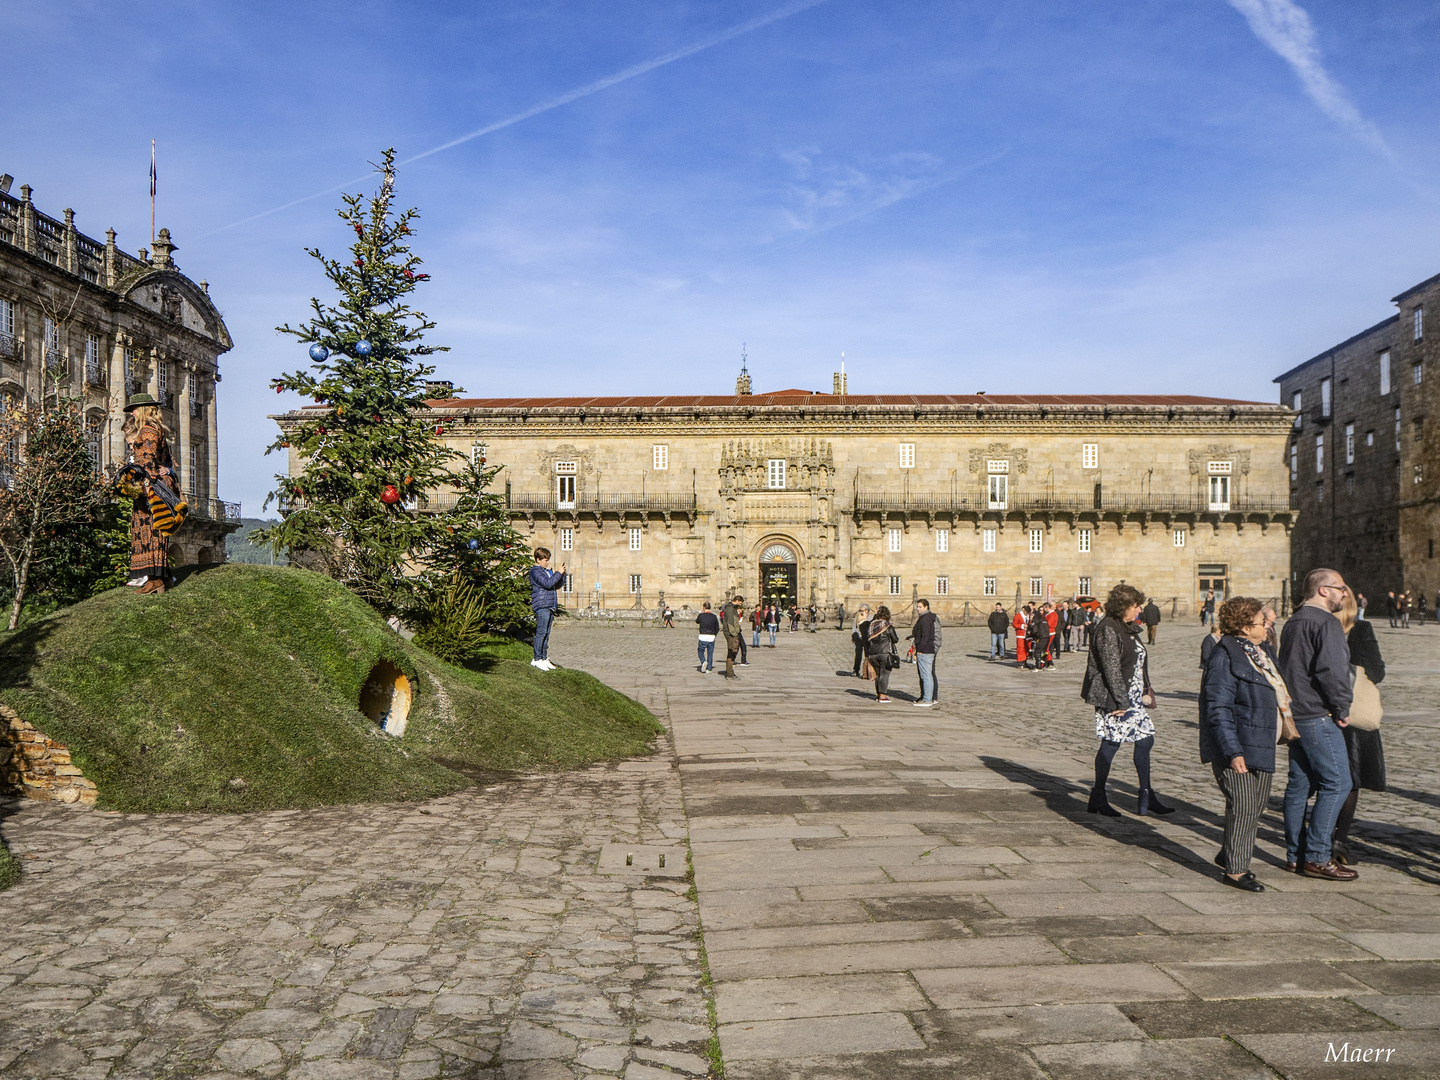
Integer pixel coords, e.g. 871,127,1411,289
149,140,156,244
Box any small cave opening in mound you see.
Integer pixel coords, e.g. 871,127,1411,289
360,660,412,737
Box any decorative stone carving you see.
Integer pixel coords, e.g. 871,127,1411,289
1188,446,1252,475
968,442,1029,475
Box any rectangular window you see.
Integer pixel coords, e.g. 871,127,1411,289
1345,473,1355,495
555,460,578,474
983,576,996,597
1208,460,1232,474
1381,351,1391,395
1174,528,1186,548
0,298,12,336
1415,362,1425,386
123,348,136,394
888,528,902,553
987,474,1008,509
157,360,168,397
652,444,668,470
86,417,102,472
935,528,948,553
84,333,102,385
628,527,642,551
629,574,642,594
1029,577,1043,597
1078,528,1091,553
562,573,573,594
1317,479,1324,503
560,527,573,551
1415,463,1425,486
1414,417,1425,445
767,458,786,489
471,444,487,465
935,576,948,595
1345,423,1355,464
1292,390,1302,428
1081,443,1098,469
1366,430,1374,447
1028,528,1043,553
1078,577,1092,596
1315,433,1324,474
1208,474,1230,511
1290,444,1298,482
557,475,576,509
1396,407,1402,451
1416,307,1425,341
1320,376,1331,419
888,575,902,596
982,527,996,553
986,459,1009,473
899,443,915,469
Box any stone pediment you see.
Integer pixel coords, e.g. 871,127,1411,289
121,269,232,348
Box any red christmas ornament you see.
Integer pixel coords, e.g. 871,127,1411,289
354,223,364,237
435,426,443,435
380,485,401,505
403,269,414,280
354,258,364,269
317,426,326,435
275,384,285,393
372,413,382,422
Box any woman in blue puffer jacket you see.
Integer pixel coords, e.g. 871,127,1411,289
1201,595,1293,893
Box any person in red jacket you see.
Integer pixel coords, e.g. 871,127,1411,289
1014,607,1029,667
1045,603,1061,667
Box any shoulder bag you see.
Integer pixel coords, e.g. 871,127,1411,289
1348,664,1383,731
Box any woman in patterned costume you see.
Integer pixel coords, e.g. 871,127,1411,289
122,394,178,595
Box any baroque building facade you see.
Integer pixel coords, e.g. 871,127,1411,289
1274,269,1438,608
281,377,1295,620
0,177,238,564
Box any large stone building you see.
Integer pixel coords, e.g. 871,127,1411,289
283,371,1295,620
0,176,238,564
1274,269,1439,607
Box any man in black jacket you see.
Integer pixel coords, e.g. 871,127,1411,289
1142,599,1162,645
1278,568,1357,881
987,603,1009,661
911,599,939,706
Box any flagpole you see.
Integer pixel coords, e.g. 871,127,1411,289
150,140,156,245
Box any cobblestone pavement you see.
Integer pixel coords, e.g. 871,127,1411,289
3,621,1438,1079
563,621,1440,1080
0,682,712,1080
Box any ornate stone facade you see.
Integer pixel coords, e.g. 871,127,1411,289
282,387,1295,620
0,178,238,564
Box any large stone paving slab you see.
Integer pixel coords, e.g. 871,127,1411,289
0,692,711,1079
560,621,1440,1078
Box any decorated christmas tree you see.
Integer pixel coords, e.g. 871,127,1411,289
260,150,468,620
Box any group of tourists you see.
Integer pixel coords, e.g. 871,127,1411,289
1083,568,1383,893
988,599,1107,668
1383,589,1436,627
844,602,941,704
693,595,762,678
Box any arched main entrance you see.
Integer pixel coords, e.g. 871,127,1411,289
758,541,799,609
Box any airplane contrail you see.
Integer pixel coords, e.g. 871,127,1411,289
202,0,829,237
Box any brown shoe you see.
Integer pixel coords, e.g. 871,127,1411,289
136,578,166,595
1286,862,1298,873
1303,860,1358,881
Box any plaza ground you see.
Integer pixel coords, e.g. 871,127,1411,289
1,618,1438,1077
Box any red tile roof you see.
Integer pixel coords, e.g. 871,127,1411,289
422,393,1276,409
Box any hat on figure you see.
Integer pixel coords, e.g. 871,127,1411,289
124,393,159,412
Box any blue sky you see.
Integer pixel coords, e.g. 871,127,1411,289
4,0,1438,513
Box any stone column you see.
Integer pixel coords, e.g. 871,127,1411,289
207,378,219,506
177,363,192,496
108,335,127,465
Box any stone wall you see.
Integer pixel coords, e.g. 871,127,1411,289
0,706,97,805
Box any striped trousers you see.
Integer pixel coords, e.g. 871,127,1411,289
1212,763,1272,874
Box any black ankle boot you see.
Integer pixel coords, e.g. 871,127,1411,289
1137,789,1175,816
1088,787,1120,816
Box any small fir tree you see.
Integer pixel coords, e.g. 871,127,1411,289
258,150,458,618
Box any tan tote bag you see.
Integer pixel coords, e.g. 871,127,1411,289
1348,665,1383,731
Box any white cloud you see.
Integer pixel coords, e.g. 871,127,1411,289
1227,0,1393,160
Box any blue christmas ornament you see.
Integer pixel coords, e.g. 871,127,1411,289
308,343,329,362
467,539,479,550
354,339,372,357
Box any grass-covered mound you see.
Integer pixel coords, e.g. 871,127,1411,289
0,564,660,814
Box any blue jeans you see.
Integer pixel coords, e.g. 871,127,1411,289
768,626,777,646
697,639,715,670
752,627,760,647
990,633,1006,659
1284,715,1350,865
533,606,556,661
916,652,936,703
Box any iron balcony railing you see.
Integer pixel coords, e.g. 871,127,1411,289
0,332,15,361
191,498,241,523
506,491,698,513
853,491,1293,514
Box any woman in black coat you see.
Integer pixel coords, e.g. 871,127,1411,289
1333,592,1386,865
1201,596,1286,892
